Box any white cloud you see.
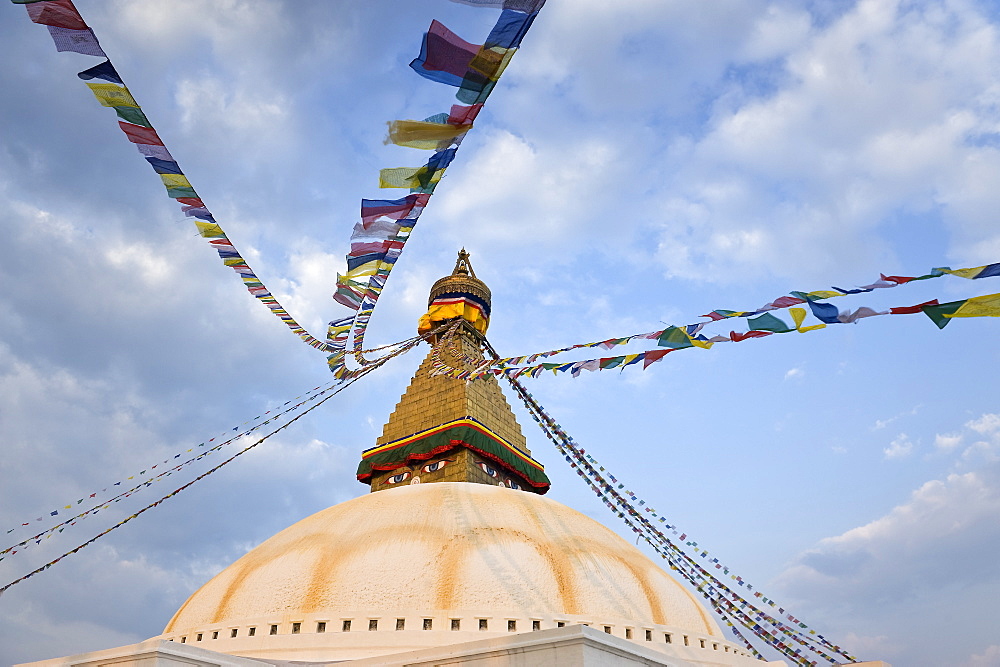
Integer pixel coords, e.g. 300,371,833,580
436,130,622,250
883,433,913,459
649,0,1000,280
968,413,1000,435
784,366,804,380
967,644,1000,666
778,465,1000,604
935,432,964,451
739,5,813,62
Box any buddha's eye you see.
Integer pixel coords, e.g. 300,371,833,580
422,459,452,473
386,471,411,485
507,479,520,490
477,462,498,478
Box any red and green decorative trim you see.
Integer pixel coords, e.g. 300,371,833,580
357,418,550,491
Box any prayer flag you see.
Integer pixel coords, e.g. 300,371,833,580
86,82,138,108
351,220,401,241
806,301,841,324
379,167,431,189
642,349,671,368
657,326,693,349
789,307,826,332
837,306,885,323
484,8,537,49
940,262,1000,279
135,143,172,161
46,26,104,56
347,253,386,271
27,0,87,29
114,106,151,128
183,207,214,221
410,20,480,87
195,221,225,238
360,194,428,225
77,60,121,84
118,122,163,145
386,119,469,149
145,157,182,174
730,330,773,342
747,312,793,333
449,103,483,125
889,299,937,315
159,173,192,189
924,293,1000,327
167,187,198,199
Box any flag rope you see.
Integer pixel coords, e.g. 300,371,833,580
0,334,424,595
499,367,859,666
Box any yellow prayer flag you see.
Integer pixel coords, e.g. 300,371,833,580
690,336,713,349
160,173,192,189
343,263,380,279
86,82,138,108
378,167,444,189
386,120,470,150
379,167,421,188
947,293,1000,319
195,221,226,238
789,307,827,332
804,290,841,300
469,46,515,81
940,266,987,279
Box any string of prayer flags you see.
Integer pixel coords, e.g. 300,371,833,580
0,337,423,594
426,284,1000,382
505,377,858,666
1,382,346,554
15,0,330,352
425,262,1000,381
329,2,544,379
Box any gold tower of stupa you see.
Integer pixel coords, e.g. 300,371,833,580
357,250,550,494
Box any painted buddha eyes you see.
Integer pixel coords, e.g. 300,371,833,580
477,462,498,478
507,479,520,490
422,459,451,473
386,471,411,485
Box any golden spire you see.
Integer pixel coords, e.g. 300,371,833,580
356,251,549,494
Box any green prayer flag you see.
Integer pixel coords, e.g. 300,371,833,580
657,326,693,349
922,300,964,328
747,312,793,333
113,106,152,128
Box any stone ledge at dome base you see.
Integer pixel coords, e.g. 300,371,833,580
14,628,891,667
15,638,272,667
16,627,804,667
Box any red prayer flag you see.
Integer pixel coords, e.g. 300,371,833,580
768,296,806,308
642,349,672,368
890,299,939,315
730,330,773,342
424,20,479,78
880,273,916,284
26,0,87,30
118,121,163,145
449,104,483,125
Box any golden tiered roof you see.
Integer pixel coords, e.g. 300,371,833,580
359,251,548,494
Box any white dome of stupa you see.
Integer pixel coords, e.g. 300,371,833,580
155,482,756,663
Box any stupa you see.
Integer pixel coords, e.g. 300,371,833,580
23,253,887,666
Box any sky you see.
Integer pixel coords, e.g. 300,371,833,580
2,0,1000,665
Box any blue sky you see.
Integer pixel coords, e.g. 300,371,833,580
2,1,1000,665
